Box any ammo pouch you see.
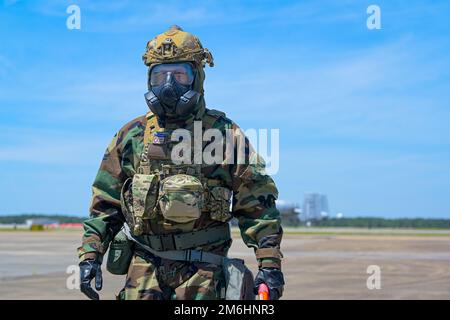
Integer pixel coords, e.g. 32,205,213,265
106,229,134,275
223,257,255,300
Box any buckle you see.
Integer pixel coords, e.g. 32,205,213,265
160,234,176,251
186,250,203,262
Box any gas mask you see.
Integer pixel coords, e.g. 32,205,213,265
144,62,201,121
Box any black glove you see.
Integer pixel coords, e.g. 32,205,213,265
253,268,285,300
79,259,103,300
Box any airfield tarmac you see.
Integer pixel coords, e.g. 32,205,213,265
1,229,450,299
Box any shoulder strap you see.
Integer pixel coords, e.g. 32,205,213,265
139,112,163,174
143,111,162,146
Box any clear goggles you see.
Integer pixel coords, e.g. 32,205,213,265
150,63,195,86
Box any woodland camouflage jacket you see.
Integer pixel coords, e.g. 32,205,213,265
77,109,283,269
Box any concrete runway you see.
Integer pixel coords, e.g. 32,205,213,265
1,230,450,299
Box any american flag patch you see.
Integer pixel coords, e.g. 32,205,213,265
152,132,167,145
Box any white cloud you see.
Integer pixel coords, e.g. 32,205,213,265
27,0,366,33
0,64,147,123
206,37,450,145
3,0,20,6
0,127,108,166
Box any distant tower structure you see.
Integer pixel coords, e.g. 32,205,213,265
302,193,330,221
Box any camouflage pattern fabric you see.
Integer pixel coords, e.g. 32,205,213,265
77,26,283,299
142,25,214,68
131,173,158,235
159,174,204,223
118,254,224,300
77,110,283,269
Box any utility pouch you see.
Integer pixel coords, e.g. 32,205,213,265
223,257,255,300
106,229,134,275
208,187,232,222
158,174,204,224
120,174,159,235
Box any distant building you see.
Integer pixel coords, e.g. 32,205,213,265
302,193,330,221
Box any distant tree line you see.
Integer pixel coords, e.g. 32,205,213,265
0,214,85,224
2,215,450,229
307,217,450,229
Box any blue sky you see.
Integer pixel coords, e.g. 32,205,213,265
1,0,449,218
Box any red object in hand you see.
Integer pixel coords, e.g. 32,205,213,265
258,283,269,300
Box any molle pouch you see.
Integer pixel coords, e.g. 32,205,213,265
120,178,135,228
106,229,134,275
158,174,204,224
208,187,232,222
131,174,159,235
120,174,159,236
223,258,255,300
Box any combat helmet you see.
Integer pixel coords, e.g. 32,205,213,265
142,25,214,68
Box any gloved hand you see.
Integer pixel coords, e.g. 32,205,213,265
79,259,103,300
253,268,285,300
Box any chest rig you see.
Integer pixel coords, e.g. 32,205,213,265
120,110,233,236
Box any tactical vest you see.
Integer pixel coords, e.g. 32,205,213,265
120,109,233,237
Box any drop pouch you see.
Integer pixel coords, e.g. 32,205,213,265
106,229,134,275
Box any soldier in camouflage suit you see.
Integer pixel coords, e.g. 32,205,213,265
78,25,284,300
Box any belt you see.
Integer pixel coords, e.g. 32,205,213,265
135,223,231,251
123,223,228,265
